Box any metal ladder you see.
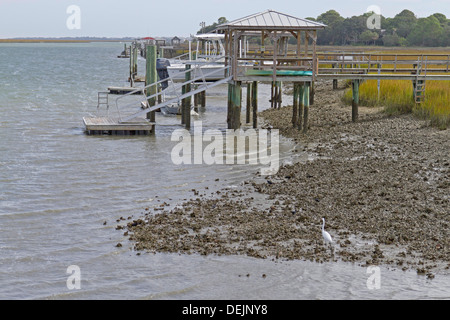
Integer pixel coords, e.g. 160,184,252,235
414,56,427,104
97,92,110,114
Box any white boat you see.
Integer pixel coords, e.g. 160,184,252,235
167,33,227,82
167,61,226,81
161,103,181,115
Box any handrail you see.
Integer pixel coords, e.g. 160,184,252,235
120,68,232,122
114,60,231,122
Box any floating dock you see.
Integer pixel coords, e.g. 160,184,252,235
108,86,143,95
83,116,155,135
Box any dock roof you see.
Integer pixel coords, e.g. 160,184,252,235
216,9,326,31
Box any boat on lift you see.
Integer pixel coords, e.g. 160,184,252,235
167,33,226,81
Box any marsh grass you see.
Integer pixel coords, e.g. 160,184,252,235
343,80,449,129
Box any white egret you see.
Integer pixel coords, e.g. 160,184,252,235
321,218,333,253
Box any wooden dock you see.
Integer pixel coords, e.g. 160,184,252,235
108,86,143,95
83,116,155,135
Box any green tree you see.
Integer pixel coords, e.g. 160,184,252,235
360,30,379,45
382,34,407,46
197,17,228,34
390,9,417,38
432,13,447,25
316,10,344,45
407,16,444,46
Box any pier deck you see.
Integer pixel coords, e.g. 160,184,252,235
83,116,155,135
108,86,143,95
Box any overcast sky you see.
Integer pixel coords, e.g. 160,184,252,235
0,0,449,38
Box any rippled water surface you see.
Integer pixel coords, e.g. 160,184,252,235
0,43,449,300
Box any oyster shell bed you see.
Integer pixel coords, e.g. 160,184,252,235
120,81,449,277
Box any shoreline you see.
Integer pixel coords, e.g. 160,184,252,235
121,80,449,278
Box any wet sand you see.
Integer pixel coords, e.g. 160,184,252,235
120,80,449,278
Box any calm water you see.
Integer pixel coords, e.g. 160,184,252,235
0,42,449,300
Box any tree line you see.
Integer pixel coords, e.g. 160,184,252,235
309,9,450,47
199,9,450,47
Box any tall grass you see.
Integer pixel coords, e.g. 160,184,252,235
343,80,450,129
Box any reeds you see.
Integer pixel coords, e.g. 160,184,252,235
343,79,449,129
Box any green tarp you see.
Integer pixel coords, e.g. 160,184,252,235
245,70,313,76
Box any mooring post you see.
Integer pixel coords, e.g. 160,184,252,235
310,81,315,105
193,84,198,107
227,81,242,129
292,83,299,128
303,82,310,133
270,81,275,108
298,83,304,131
234,81,242,129
227,83,232,129
246,82,252,124
201,91,206,108
133,44,138,77
352,79,359,122
129,44,134,87
182,64,192,128
145,45,157,127
332,64,338,90
279,81,283,109
252,81,258,129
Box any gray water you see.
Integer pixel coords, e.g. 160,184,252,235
0,42,449,300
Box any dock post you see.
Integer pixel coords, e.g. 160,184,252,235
292,83,299,128
200,91,206,108
129,44,134,87
227,81,242,129
246,82,251,124
182,64,192,128
297,83,304,131
193,84,199,108
310,81,315,105
133,43,138,77
251,81,258,129
270,81,275,108
278,81,282,109
332,64,338,90
270,81,282,109
303,82,310,133
145,45,157,130
352,79,359,122
234,81,242,129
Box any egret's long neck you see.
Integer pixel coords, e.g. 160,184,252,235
322,220,325,231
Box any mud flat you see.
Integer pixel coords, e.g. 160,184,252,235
120,80,449,278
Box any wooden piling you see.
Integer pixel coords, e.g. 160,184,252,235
303,82,310,133
297,83,304,131
251,81,258,129
227,81,242,129
352,79,359,122
246,82,252,124
292,83,299,128
145,45,157,128
332,64,338,89
270,81,282,109
276,81,282,109
182,64,192,128
201,91,206,108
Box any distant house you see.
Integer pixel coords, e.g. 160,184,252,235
155,38,166,47
171,36,181,46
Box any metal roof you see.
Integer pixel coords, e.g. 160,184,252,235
216,9,326,30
